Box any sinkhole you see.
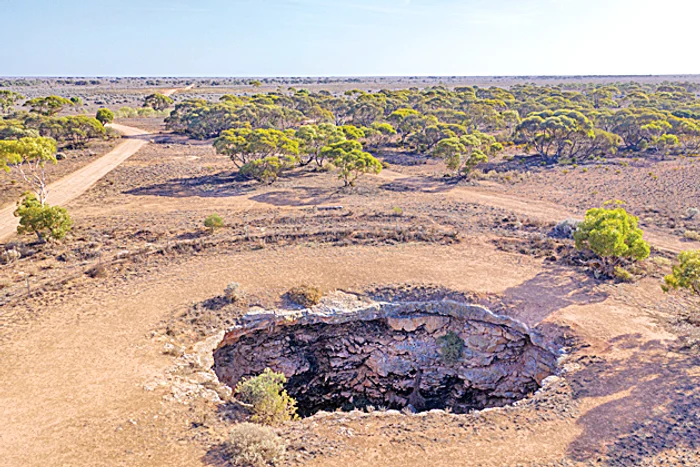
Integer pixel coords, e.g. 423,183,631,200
213,297,559,417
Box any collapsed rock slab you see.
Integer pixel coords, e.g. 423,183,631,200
213,294,559,416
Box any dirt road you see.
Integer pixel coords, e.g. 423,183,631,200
377,170,699,254
0,124,151,242
0,86,194,242
162,83,194,97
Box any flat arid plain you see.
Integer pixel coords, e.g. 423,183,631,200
1,76,700,467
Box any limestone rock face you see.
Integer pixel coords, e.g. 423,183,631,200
213,293,559,416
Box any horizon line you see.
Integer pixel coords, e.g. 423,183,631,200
3,73,700,79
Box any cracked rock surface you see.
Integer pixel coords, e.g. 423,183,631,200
213,293,559,416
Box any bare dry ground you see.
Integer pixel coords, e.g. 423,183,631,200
1,116,699,467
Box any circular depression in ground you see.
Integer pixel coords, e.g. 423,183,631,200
213,298,559,417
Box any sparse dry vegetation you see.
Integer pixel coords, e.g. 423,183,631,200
235,369,298,426
226,423,286,467
2,76,700,467
286,285,323,308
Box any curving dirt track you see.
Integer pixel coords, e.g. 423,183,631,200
0,125,150,242
0,85,193,243
376,170,700,254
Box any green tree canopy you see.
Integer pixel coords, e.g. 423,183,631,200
0,136,58,204
517,109,595,161
295,124,346,166
24,96,73,116
320,140,382,186
96,108,115,126
0,90,25,113
214,128,300,168
574,203,651,275
433,132,503,177
25,115,106,148
143,93,174,111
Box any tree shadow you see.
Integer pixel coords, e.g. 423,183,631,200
249,186,340,207
380,176,457,194
498,265,608,327
118,131,156,142
566,336,700,464
124,173,256,198
202,443,230,467
380,149,434,166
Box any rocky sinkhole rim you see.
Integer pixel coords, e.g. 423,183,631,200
213,295,562,418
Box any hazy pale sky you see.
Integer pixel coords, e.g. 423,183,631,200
1,0,698,76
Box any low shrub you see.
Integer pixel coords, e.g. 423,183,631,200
574,202,650,276
225,282,244,304
613,266,634,283
204,214,224,234
96,108,114,126
235,368,298,425
85,263,108,279
14,194,73,243
683,230,700,242
550,218,581,239
287,285,322,308
664,250,700,297
437,331,464,364
226,423,286,467
649,256,672,269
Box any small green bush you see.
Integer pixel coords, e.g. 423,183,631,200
14,194,72,242
116,106,138,118
664,250,700,296
204,214,224,233
226,423,286,467
437,331,464,364
235,369,298,425
287,285,323,308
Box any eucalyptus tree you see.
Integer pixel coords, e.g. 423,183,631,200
214,127,300,168
143,93,174,111
24,96,73,116
0,90,24,114
295,124,346,166
433,132,503,178
516,110,595,162
320,140,382,186
0,136,58,205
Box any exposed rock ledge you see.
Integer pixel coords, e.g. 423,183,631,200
213,293,560,416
